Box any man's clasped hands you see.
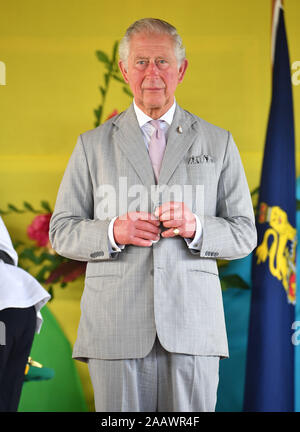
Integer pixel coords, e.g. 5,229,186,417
113,201,196,247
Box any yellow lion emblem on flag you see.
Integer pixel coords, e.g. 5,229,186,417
256,203,296,304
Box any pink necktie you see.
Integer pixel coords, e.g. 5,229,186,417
148,120,166,182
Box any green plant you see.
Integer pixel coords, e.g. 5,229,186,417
0,42,133,300
0,201,86,301
94,41,132,127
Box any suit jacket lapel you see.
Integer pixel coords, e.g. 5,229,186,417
113,104,155,186
158,105,198,185
112,103,199,187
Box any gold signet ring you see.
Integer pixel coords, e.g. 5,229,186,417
173,228,180,235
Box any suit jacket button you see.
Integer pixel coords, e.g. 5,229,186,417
150,269,154,276
90,251,104,258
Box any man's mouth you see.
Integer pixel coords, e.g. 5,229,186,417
142,87,165,91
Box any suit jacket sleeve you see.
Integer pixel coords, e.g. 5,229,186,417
197,132,257,260
49,135,113,262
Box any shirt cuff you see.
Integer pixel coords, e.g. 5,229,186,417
108,216,125,254
184,214,202,250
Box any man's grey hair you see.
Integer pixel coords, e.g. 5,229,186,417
119,18,186,69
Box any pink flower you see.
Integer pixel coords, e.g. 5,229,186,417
27,213,52,247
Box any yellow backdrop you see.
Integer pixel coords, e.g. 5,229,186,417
1,0,300,411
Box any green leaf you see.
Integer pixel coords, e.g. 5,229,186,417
23,201,37,213
220,274,250,291
123,86,133,97
112,63,121,73
42,253,60,264
94,104,103,126
7,203,24,213
96,50,110,64
112,40,119,64
48,286,54,301
99,86,106,97
250,186,259,196
111,73,125,83
40,201,52,213
217,260,230,269
35,264,57,283
18,249,41,264
18,248,60,266
13,240,25,249
220,279,228,291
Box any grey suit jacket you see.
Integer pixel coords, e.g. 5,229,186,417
49,104,257,360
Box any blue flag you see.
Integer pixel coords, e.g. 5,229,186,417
243,1,296,412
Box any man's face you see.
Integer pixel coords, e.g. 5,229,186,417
119,32,188,118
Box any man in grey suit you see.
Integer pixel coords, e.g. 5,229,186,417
49,18,257,412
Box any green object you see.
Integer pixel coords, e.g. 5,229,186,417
24,366,55,382
18,306,88,412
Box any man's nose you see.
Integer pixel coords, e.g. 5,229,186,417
146,61,160,76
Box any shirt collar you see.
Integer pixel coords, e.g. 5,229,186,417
133,99,176,128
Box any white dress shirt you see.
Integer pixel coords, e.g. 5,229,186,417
0,217,51,333
108,99,203,253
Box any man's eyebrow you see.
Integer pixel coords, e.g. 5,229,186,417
134,55,167,60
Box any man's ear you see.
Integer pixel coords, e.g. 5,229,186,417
118,60,129,84
178,59,188,84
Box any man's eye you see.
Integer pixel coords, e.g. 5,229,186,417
137,60,146,65
157,60,168,68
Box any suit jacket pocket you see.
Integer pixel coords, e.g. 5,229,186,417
186,258,219,276
85,260,123,278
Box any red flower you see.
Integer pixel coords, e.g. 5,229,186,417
27,213,52,247
45,261,87,284
105,109,118,121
